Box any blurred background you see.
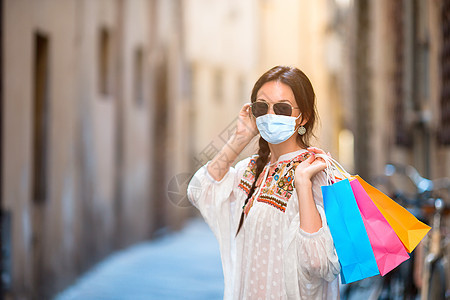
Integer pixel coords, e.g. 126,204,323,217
1,0,450,299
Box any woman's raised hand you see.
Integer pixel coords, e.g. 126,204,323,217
235,103,258,143
206,103,258,181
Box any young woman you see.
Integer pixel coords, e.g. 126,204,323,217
187,66,340,299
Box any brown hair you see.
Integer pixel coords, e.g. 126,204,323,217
236,65,319,236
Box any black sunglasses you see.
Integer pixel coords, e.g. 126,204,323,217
250,101,299,118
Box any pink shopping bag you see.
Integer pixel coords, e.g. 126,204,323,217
350,178,410,275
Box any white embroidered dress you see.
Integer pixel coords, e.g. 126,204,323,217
187,149,340,299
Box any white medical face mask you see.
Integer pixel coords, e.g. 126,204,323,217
256,113,301,144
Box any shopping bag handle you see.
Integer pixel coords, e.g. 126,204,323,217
315,153,352,185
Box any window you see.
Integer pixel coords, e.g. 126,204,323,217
213,69,223,103
134,47,144,106
237,75,246,103
438,0,450,145
33,32,50,204
99,28,111,96
392,0,413,147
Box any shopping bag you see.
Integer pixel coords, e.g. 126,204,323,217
355,175,431,253
322,178,380,284
350,178,410,275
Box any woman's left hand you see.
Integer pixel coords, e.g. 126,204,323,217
294,147,331,185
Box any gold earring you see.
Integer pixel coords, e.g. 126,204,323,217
298,126,306,135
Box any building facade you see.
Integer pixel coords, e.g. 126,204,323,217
2,0,191,298
342,0,450,182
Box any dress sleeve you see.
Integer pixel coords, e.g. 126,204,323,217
288,171,341,286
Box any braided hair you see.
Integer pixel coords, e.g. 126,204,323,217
235,66,318,236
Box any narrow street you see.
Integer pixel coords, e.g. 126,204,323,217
54,218,224,300
53,216,385,300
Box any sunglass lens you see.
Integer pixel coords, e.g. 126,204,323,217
251,102,268,117
274,103,292,116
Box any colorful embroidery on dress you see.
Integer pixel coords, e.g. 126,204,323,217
258,194,287,211
240,151,311,214
238,158,258,195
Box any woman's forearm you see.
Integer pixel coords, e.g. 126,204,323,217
207,133,252,181
295,177,322,233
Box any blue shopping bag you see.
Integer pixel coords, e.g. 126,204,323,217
322,178,380,284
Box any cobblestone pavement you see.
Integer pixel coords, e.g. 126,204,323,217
54,218,224,300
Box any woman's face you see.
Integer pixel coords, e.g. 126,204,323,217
255,80,300,118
